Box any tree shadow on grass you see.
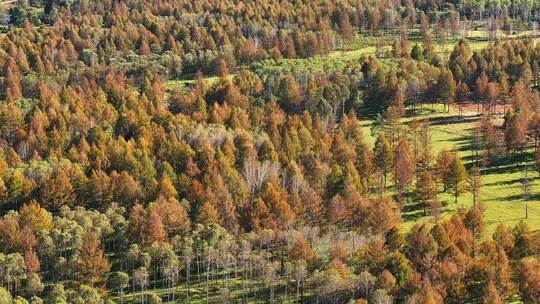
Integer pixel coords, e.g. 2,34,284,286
428,115,481,126
444,135,472,143
402,210,426,222
483,178,523,187
480,153,536,175
482,165,525,176
504,194,526,201
402,201,423,213
503,191,540,202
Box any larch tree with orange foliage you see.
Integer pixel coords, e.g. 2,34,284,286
74,231,111,287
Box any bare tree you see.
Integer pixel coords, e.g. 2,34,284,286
162,250,180,302
358,270,376,299
133,267,149,304
293,260,308,302
181,242,194,303
262,261,280,303
242,160,280,197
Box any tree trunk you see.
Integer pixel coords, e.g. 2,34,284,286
186,262,190,302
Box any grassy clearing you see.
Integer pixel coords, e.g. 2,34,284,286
165,76,222,91
361,104,540,235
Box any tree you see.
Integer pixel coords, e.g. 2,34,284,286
74,231,111,287
470,73,485,111
18,201,52,232
146,292,162,304
149,197,189,236
456,81,470,107
513,221,533,259
369,196,400,235
292,260,308,302
448,153,468,203
0,287,12,304
5,170,32,206
24,273,43,298
493,224,514,256
13,296,29,304
436,68,456,112
374,134,393,191
24,249,40,273
406,276,443,304
535,146,540,177
371,289,393,304
517,257,540,302
40,170,75,211
340,10,353,40
133,267,149,304
262,261,280,303
393,140,414,199
521,165,532,219
504,110,528,154
358,271,376,299
435,149,453,192
289,237,316,266
465,203,486,256
197,201,220,226
468,166,482,205
278,74,302,111
406,222,438,274
128,204,146,246
157,176,177,199
415,168,438,216
4,58,22,101
217,59,229,78
46,284,67,304
73,285,102,304
486,82,500,116
109,272,129,304
162,249,180,302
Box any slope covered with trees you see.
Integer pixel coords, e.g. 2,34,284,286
0,0,539,303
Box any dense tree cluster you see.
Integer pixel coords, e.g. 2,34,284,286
0,0,539,302
1,0,539,86
1,190,540,303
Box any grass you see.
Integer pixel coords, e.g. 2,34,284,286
165,76,225,92
112,274,300,304
361,103,540,236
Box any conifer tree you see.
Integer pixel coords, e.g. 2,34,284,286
468,166,482,205
393,139,414,199
374,134,393,191
448,153,468,203
74,231,111,287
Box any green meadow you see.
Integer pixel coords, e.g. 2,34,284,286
365,104,540,235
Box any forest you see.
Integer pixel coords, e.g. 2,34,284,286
0,0,540,303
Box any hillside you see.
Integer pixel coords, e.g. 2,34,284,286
0,0,540,303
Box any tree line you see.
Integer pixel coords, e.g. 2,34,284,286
0,0,539,303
